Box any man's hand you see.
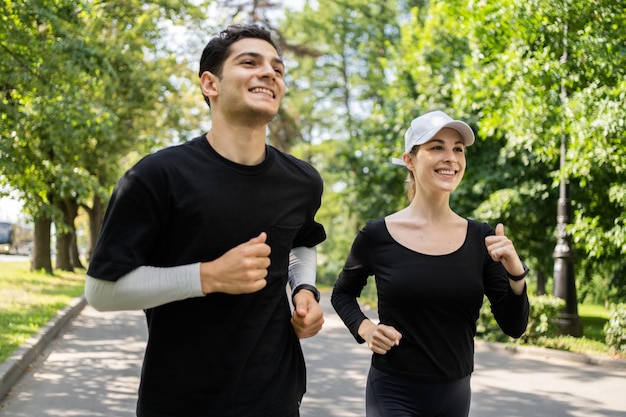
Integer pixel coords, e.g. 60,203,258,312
199,232,271,295
291,290,324,339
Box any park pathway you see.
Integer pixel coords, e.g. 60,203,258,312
1,292,625,416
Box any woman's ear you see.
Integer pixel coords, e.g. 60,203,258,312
402,153,415,170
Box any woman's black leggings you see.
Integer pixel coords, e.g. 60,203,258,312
365,367,471,417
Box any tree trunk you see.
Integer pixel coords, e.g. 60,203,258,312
87,193,105,262
55,231,72,271
536,268,546,296
31,216,53,274
70,232,84,269
55,198,80,271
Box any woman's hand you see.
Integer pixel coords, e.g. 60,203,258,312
485,223,527,294
358,320,402,355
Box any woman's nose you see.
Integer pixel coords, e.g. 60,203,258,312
444,150,457,162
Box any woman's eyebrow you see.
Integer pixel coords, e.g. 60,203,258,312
429,138,464,145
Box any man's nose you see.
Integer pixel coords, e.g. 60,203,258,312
258,62,276,79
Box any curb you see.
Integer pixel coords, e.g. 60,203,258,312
0,295,87,402
476,340,626,370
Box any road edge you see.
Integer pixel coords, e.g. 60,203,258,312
476,339,626,370
0,295,87,402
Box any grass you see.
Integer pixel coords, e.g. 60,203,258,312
0,260,85,363
579,304,610,342
531,303,625,360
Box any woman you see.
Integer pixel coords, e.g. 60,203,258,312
331,110,530,417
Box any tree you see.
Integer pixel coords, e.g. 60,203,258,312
0,0,211,272
294,0,626,304
453,0,626,303
1,0,96,272
278,0,404,277
372,0,626,302
76,0,210,263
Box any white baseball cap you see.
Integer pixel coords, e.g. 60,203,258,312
392,110,475,166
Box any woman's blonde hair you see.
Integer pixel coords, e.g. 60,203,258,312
404,146,419,202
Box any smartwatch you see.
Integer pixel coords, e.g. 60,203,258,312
507,262,530,282
292,284,321,304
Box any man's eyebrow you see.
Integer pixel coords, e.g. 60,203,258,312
232,51,284,67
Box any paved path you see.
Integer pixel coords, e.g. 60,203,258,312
1,295,625,417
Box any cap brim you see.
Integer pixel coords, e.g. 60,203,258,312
391,157,406,166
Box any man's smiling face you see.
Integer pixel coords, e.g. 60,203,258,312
211,37,286,124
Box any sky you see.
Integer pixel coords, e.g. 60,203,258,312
0,195,23,223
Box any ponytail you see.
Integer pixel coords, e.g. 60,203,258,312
404,145,419,202
405,172,415,202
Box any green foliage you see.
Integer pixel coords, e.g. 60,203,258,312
537,335,613,357
1,0,625,329
477,295,564,343
453,0,626,300
476,298,510,343
522,295,565,343
291,140,359,286
580,314,608,342
0,0,211,267
280,0,407,284
604,303,626,354
577,263,626,306
280,0,401,145
284,0,626,305
475,297,622,358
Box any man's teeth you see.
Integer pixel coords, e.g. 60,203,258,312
250,88,273,97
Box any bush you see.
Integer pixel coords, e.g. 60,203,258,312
476,298,510,343
476,295,564,344
604,303,626,354
522,295,565,343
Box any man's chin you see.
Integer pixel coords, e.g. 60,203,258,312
247,106,280,124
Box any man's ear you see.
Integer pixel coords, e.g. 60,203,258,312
200,71,219,99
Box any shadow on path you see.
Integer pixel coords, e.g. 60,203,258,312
1,294,625,417
0,308,146,416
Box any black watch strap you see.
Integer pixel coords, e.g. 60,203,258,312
507,262,530,282
292,284,321,303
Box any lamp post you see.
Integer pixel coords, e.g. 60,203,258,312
552,133,583,337
552,19,583,337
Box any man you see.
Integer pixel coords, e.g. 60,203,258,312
85,24,326,417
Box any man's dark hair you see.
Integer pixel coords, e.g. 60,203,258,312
199,24,281,107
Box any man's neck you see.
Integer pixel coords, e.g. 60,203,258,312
206,120,268,166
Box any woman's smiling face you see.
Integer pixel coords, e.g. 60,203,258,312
408,127,467,194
